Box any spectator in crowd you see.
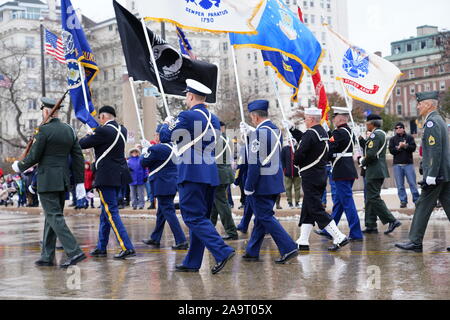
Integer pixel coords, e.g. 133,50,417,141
144,140,157,210
0,167,3,178
388,122,419,208
127,148,146,210
84,161,95,209
13,174,27,207
281,142,301,209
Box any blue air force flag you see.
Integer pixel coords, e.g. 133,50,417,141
229,0,323,74
136,0,266,34
261,51,304,102
61,0,99,129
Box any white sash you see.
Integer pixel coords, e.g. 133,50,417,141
331,127,353,169
148,143,175,177
95,124,126,170
299,128,329,174
260,126,282,166
215,135,231,160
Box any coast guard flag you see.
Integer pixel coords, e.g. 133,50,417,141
230,0,323,74
61,0,99,129
114,1,218,104
136,0,266,34
325,25,402,108
261,51,304,102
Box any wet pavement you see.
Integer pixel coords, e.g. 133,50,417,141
0,211,449,300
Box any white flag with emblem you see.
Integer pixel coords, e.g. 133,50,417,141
136,0,266,34
325,25,402,108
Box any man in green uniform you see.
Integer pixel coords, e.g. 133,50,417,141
210,122,239,241
12,97,86,268
358,114,402,235
396,91,450,252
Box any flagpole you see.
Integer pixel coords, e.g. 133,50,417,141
40,19,46,97
269,69,295,153
141,18,171,118
129,76,146,141
77,61,94,134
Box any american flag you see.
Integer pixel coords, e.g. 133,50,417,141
45,29,66,64
0,74,12,88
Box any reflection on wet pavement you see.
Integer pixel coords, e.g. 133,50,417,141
0,212,448,300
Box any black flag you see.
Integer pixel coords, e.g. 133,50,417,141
113,0,218,104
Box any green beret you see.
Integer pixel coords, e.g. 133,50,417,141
416,91,439,103
40,97,64,110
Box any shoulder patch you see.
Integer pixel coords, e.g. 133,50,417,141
428,135,436,146
426,121,434,128
144,150,152,158
370,133,376,139
368,141,374,149
251,139,260,153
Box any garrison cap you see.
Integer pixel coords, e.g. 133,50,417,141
366,114,382,121
40,97,63,110
248,100,269,113
98,106,116,117
185,79,212,97
416,91,439,102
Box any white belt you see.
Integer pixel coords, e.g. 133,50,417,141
333,153,353,158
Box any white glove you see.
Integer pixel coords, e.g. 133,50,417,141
75,183,86,200
358,157,365,167
282,120,294,130
426,176,436,186
164,116,175,126
322,121,330,132
12,161,21,173
353,126,362,138
28,185,36,195
244,189,255,196
240,122,255,136
141,139,151,149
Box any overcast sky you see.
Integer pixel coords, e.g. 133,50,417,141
2,0,449,56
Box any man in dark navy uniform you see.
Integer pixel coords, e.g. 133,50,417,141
293,107,349,251
235,142,254,234
79,106,135,259
163,79,235,274
141,124,188,249
240,100,298,263
314,107,363,241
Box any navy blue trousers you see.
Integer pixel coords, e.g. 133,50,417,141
178,182,235,269
237,198,254,233
150,195,187,245
97,186,134,251
246,195,297,257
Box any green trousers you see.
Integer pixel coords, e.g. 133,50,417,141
210,184,238,237
284,176,301,204
39,192,82,262
365,178,396,228
409,182,450,244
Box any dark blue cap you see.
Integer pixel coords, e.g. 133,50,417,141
248,100,269,113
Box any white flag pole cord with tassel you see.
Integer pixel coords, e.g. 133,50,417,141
269,69,295,153
128,77,146,141
141,18,171,118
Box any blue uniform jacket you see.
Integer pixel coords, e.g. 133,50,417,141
140,125,178,196
164,104,220,186
245,120,285,195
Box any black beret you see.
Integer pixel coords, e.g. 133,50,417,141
367,114,382,121
416,91,439,102
40,97,64,110
98,106,116,117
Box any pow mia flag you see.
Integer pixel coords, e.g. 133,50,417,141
113,0,218,103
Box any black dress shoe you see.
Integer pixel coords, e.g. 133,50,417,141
348,237,364,242
328,237,350,251
237,228,247,234
211,251,236,274
447,246,450,252
395,242,423,252
175,264,199,272
275,249,298,264
242,253,259,261
90,248,107,257
384,220,402,234
222,234,238,241
142,239,160,247
400,202,407,208
172,242,189,250
60,253,87,268
298,244,310,251
35,259,54,267
313,229,333,240
362,228,378,234
114,249,136,259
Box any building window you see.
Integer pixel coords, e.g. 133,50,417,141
247,53,251,60
265,84,269,93
323,66,327,75
254,69,258,78
330,66,334,76
104,70,108,81
222,42,228,52
304,14,308,24
406,44,412,52
254,84,259,94
425,83,431,91
103,52,108,62
310,0,314,7
254,52,258,61
421,41,426,49
28,119,37,130
424,68,429,76
109,25,113,31
223,58,228,68
248,70,251,77
396,87,401,96
409,70,415,79
439,65,445,73
26,57,36,69
409,86,415,95
201,40,210,49
310,14,315,25
25,37,34,49
396,104,402,115
440,81,446,90
27,99,37,110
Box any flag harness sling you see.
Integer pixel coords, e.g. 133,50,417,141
298,128,329,174
147,143,176,178
95,124,126,170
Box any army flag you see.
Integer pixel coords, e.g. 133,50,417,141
325,25,402,108
61,0,99,129
229,0,323,74
261,51,304,102
136,0,266,34
114,0,218,104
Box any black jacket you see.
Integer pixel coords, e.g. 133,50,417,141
79,120,132,187
293,125,328,178
388,133,416,165
329,124,358,180
281,145,299,178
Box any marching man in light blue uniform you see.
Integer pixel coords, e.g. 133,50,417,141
141,124,188,250
162,79,235,274
240,100,298,264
